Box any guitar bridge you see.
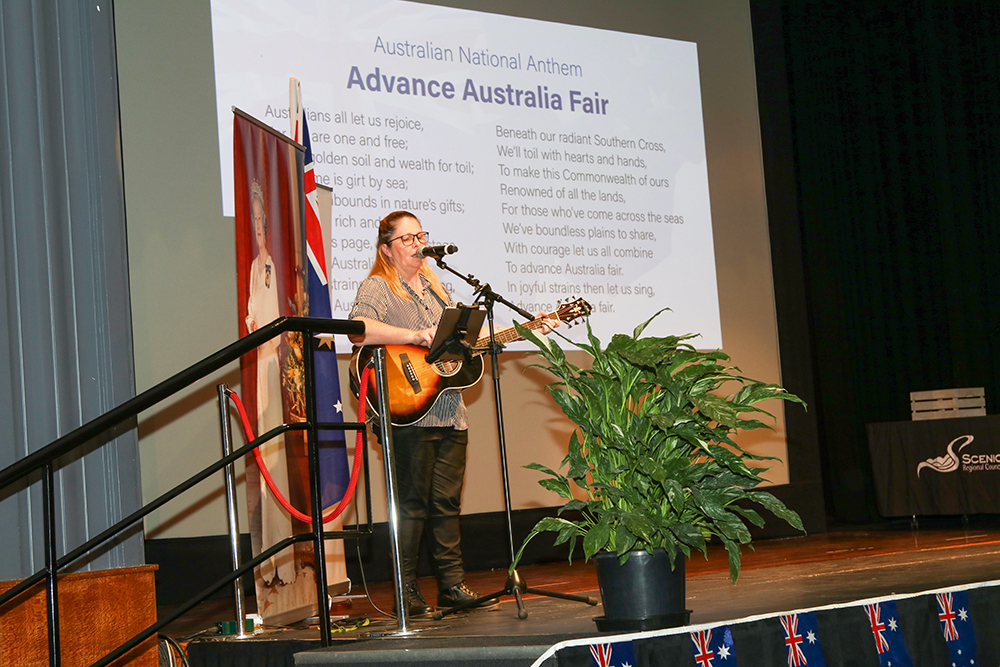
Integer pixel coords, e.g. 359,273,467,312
398,353,422,394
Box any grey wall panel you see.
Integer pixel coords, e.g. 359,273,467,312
0,0,143,580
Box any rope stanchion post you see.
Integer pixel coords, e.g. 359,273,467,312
362,347,419,637
223,353,372,641
217,384,251,639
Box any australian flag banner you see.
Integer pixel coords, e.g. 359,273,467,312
779,612,827,667
935,590,977,667
863,601,913,667
291,79,348,509
690,625,739,667
588,639,637,667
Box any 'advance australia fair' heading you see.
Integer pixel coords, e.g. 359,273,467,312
349,66,609,115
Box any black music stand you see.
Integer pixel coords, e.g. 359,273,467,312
425,305,486,364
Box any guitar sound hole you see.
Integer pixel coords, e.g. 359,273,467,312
433,360,462,377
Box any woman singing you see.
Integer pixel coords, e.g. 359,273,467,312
348,210,555,616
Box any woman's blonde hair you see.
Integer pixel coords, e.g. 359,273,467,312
369,211,448,303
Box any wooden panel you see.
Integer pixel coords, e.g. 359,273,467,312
910,387,986,420
0,565,157,667
913,406,986,420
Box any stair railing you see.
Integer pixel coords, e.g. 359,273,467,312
0,316,387,666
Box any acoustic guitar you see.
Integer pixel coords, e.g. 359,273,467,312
351,298,592,426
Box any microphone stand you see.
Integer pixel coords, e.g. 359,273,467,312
428,257,597,620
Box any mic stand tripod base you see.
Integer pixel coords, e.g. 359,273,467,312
361,610,429,639
361,626,425,639
431,568,598,621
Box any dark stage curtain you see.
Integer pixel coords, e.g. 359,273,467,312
780,1,1000,521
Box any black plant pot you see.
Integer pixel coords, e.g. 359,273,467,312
593,547,690,632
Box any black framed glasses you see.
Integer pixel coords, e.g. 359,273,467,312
387,231,429,247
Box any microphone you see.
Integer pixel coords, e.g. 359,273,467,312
419,244,459,258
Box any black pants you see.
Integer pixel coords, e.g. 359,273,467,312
391,425,468,590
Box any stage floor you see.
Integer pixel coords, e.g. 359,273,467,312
165,523,1000,666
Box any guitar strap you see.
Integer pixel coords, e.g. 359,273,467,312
400,275,451,329
425,281,451,312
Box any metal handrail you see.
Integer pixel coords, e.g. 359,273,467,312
0,316,372,666
0,317,361,487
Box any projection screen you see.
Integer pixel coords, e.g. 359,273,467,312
209,0,722,351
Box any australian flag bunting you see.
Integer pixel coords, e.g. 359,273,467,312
936,590,977,667
863,601,913,667
779,612,827,667
588,639,638,667
291,80,348,509
690,625,738,667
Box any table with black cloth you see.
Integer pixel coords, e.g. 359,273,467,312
866,415,1000,517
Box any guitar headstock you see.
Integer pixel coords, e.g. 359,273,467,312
554,297,593,327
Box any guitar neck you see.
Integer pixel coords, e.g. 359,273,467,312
473,317,546,348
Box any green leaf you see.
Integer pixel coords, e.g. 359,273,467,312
668,421,711,449
584,321,604,358
691,394,739,429
614,524,638,556
734,382,807,409
664,349,720,376
619,338,686,369
561,499,589,512
553,521,584,546
649,413,677,430
669,522,707,553
549,387,587,425
637,456,668,482
658,530,679,563
671,533,692,560
538,477,574,499
729,505,765,528
747,491,805,532
662,479,687,513
565,432,591,479
511,516,583,570
690,487,730,522
564,534,579,563
733,418,774,432
516,321,566,367
583,518,612,559
721,536,743,582
712,512,752,543
523,462,563,477
700,471,757,491
706,445,759,479
623,513,655,543
533,516,582,533
632,307,672,338
679,460,714,484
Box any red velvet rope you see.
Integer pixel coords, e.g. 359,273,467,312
226,364,370,525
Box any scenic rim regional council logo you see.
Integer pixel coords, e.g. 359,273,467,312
916,435,973,476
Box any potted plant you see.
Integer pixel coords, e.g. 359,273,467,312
513,309,805,630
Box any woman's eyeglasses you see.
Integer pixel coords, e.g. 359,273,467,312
387,231,429,247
